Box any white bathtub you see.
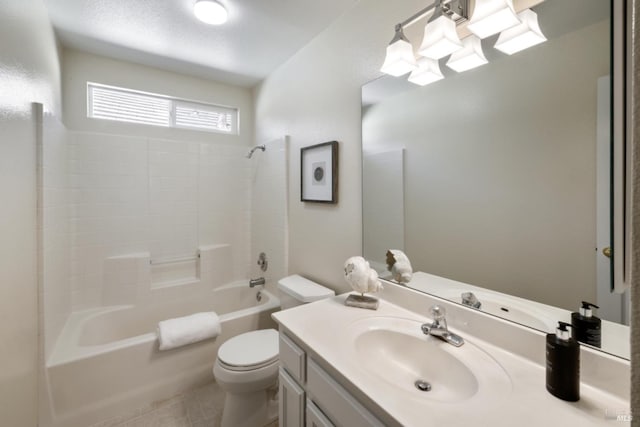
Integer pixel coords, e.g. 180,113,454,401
44,281,280,427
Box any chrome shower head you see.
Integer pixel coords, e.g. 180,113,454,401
246,145,266,158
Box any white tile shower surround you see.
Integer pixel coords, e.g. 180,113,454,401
67,132,252,310
89,381,279,427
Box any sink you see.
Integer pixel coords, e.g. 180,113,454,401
345,316,511,404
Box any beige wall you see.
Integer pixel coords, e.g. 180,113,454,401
254,0,428,292
0,0,62,425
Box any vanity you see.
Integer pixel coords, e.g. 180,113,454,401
273,284,630,427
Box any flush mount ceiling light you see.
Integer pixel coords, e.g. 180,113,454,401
467,0,520,39
408,57,444,86
380,24,418,76
418,0,463,60
494,9,547,55
194,0,228,25
446,35,488,72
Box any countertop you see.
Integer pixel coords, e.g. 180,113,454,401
273,293,630,427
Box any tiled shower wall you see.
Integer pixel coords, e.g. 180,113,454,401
68,131,251,310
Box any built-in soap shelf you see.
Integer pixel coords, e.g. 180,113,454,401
101,244,232,305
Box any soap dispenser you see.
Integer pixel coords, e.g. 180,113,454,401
571,301,601,348
546,321,579,401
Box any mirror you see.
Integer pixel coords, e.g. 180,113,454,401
361,0,630,359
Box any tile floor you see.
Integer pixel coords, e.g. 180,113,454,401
90,381,279,427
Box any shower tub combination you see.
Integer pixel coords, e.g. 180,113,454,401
45,281,279,427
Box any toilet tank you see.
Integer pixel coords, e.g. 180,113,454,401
277,275,335,310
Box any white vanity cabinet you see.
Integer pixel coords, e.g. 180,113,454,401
278,330,385,427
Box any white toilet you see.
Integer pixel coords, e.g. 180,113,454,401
213,275,335,427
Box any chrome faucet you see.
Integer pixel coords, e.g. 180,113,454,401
249,277,266,287
421,305,464,347
461,292,481,309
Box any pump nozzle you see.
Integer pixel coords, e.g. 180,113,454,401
556,321,572,340
580,301,599,317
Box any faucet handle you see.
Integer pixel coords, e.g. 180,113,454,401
429,305,446,321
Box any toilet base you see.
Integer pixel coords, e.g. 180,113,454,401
220,385,278,427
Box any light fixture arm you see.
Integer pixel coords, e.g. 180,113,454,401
397,0,469,31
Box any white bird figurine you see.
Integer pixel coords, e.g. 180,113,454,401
386,249,413,284
344,256,382,295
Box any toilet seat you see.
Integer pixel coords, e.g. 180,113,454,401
217,329,278,371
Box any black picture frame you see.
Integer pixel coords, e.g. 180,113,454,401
300,141,338,203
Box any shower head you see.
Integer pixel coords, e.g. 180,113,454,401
246,145,266,158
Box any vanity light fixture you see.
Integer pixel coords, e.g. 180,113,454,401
418,0,463,60
408,57,445,86
446,35,488,72
494,9,547,55
193,0,228,25
467,0,520,39
380,0,546,85
380,24,418,76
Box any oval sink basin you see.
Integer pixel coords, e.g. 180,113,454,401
346,316,511,404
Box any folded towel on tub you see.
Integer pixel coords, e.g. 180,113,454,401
157,312,221,351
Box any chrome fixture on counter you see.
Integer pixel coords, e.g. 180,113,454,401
421,305,465,346
462,292,482,309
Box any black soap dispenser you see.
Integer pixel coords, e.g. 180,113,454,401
546,321,580,401
571,301,601,348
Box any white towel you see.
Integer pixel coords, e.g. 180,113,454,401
157,312,221,351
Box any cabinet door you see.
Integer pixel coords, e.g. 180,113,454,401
306,399,335,427
279,368,305,427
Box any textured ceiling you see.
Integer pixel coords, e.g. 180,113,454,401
44,0,358,87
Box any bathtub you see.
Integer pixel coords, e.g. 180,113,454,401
44,281,280,427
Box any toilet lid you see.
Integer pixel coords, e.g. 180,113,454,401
218,329,279,368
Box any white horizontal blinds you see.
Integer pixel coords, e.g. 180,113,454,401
87,83,238,134
174,101,237,133
89,85,171,127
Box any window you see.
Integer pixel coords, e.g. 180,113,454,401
87,83,238,134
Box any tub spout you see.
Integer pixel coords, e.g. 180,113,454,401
249,277,265,287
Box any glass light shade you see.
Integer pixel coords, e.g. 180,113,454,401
194,0,228,25
467,0,520,39
380,39,417,76
408,57,444,86
494,9,547,55
446,36,488,72
418,15,463,60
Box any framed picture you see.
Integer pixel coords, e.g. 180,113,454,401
300,141,338,203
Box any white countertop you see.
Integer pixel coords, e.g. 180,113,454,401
273,293,630,427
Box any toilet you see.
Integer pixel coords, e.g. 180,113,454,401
213,275,335,427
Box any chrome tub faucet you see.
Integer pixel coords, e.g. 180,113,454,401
249,277,266,287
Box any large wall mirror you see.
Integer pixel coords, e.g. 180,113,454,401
361,0,631,359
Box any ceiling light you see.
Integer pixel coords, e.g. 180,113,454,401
194,0,228,25
380,25,417,77
494,9,547,55
418,1,463,60
408,57,444,86
467,0,520,39
446,35,488,72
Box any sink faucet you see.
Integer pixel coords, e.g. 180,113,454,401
421,305,464,347
249,277,265,287
461,292,481,309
